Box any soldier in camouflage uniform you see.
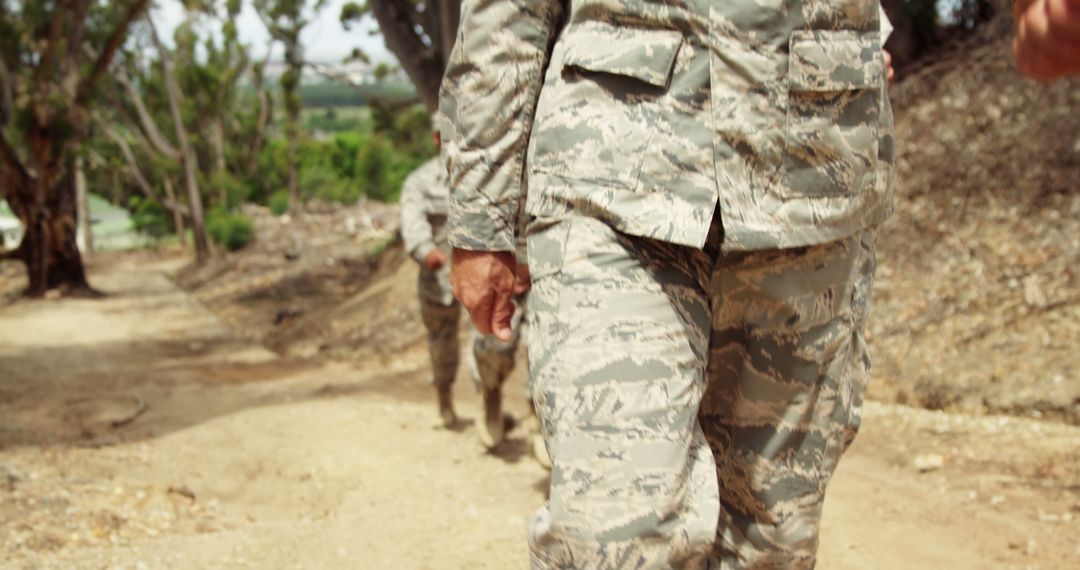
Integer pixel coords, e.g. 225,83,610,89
439,0,894,567
400,156,539,452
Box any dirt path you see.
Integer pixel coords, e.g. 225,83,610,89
1,258,1076,569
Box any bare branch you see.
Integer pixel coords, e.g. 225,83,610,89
67,0,94,65
149,17,209,260
34,5,68,107
368,0,444,111
114,68,181,160
76,0,153,107
96,115,191,216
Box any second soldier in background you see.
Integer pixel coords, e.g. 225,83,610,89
400,145,547,463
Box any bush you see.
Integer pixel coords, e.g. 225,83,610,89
207,208,255,251
299,166,361,204
355,135,396,202
209,171,250,210
269,190,291,215
129,197,172,239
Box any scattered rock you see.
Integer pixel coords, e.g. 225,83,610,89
913,453,945,472
273,307,304,325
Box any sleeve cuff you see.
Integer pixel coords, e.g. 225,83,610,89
447,197,517,252
411,241,437,264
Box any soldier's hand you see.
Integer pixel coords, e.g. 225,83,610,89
1014,0,1080,81
424,249,448,271
451,249,517,341
883,49,895,85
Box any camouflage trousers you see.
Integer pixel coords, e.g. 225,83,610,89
467,295,531,397
419,295,529,395
526,215,876,569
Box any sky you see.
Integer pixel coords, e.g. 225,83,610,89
153,0,393,65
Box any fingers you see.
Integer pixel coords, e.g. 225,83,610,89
469,289,496,335
450,249,517,337
453,272,495,334
491,288,515,341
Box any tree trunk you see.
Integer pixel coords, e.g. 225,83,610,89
75,156,93,258
368,0,451,111
287,125,299,212
211,122,227,172
11,172,94,297
163,178,186,249
245,85,270,179
153,22,209,261
434,0,460,63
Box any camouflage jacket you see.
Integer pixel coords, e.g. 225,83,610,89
439,0,895,252
400,157,455,305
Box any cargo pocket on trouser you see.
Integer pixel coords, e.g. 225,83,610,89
704,234,864,569
529,22,683,188
783,30,883,199
526,216,718,569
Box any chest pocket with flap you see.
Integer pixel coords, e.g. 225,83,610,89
529,23,683,189
784,30,883,199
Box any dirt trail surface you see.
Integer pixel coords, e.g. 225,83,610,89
1,257,1077,569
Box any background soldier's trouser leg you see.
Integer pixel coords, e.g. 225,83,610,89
466,294,527,391
526,216,719,569
467,295,530,447
527,216,876,570
419,297,461,388
701,230,876,570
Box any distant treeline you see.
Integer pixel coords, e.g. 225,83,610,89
302,81,418,108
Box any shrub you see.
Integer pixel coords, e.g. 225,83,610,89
129,197,171,239
299,166,360,204
269,190,291,215
209,171,251,210
207,208,255,251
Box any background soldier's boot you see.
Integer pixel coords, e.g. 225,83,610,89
477,385,504,449
436,385,457,428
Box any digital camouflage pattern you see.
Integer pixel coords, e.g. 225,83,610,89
439,0,895,252
440,0,893,567
526,215,876,569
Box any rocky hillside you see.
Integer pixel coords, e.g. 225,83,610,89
869,22,1079,423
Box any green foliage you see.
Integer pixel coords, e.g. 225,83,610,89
300,165,361,204
129,197,172,239
391,104,436,157
207,208,255,251
303,106,370,133
269,191,291,215
209,171,250,209
353,134,427,203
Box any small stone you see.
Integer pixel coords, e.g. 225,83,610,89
990,495,1006,506
913,454,945,472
